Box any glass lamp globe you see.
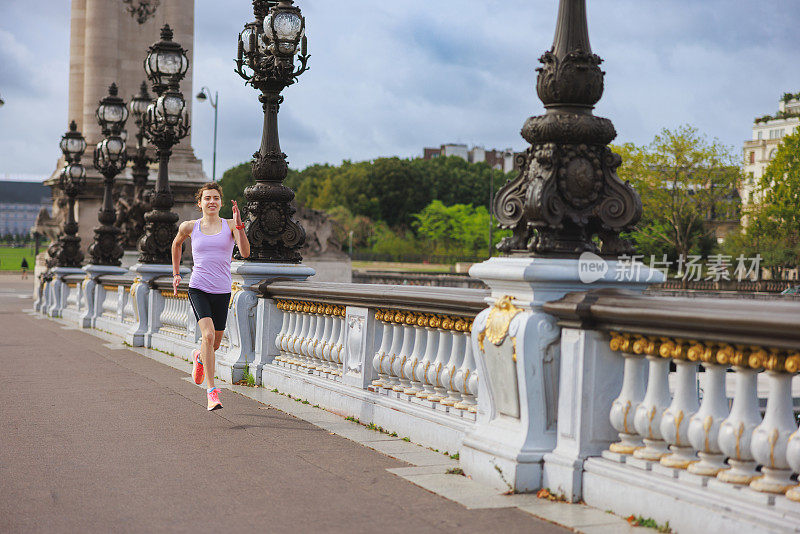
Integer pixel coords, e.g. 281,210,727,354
59,121,87,160
130,81,152,120
156,93,186,126
145,25,190,93
96,84,128,135
66,162,85,181
264,6,303,56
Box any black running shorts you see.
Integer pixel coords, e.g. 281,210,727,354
187,288,231,331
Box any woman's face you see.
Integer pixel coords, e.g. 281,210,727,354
199,189,221,216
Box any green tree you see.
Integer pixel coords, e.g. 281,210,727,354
217,162,254,219
727,128,800,277
615,125,741,261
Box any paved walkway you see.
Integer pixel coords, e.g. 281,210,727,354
1,276,574,533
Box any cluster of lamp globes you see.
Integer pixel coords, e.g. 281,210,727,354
239,2,307,65
58,23,191,195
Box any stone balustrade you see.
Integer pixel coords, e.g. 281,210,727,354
543,289,800,532
33,260,800,531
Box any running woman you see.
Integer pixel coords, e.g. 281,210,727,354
171,182,250,410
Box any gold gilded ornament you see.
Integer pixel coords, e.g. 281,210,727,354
477,295,523,353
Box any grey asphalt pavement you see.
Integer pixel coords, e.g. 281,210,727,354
0,275,568,534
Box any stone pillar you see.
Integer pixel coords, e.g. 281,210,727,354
82,0,120,148
230,262,316,384
462,256,662,495
68,0,86,131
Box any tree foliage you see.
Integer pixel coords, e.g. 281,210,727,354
725,128,800,277
217,156,511,260
615,125,741,261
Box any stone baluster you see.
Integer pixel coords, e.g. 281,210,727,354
333,306,346,375
416,316,440,399
309,305,326,371
441,317,468,407
633,337,672,461
293,303,311,367
427,316,454,403
659,340,700,469
403,315,428,396
372,311,392,388
785,353,800,501
317,305,334,374
274,301,291,363
284,302,302,365
321,305,337,374
300,305,318,365
717,347,763,485
454,327,478,413
687,343,731,476
749,350,798,494
608,333,647,454
282,302,300,363
383,311,405,390
393,312,417,392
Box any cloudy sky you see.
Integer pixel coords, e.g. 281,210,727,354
1,0,799,181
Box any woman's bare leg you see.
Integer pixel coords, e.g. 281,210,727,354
197,317,216,389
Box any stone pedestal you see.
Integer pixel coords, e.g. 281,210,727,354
81,264,128,327
228,262,315,384
125,263,188,346
48,267,85,318
462,256,661,495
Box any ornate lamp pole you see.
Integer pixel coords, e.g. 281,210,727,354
461,0,658,496
235,0,309,263
88,83,128,266
493,0,641,257
138,24,190,265
47,121,88,268
118,81,156,250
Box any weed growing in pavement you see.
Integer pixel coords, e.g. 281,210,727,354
449,452,459,460
402,437,411,442
238,364,256,387
271,388,279,393
446,467,464,476
626,516,671,532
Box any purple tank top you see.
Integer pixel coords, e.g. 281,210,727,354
189,219,235,294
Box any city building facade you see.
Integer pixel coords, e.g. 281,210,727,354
741,93,800,205
423,144,518,173
0,181,51,237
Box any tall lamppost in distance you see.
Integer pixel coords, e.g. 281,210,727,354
89,83,129,266
196,87,218,181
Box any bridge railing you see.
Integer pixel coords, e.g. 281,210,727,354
542,289,800,531
254,281,488,450
34,264,800,529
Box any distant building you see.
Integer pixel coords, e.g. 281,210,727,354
741,93,800,206
422,144,518,173
0,181,52,237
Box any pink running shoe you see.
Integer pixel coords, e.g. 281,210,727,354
192,349,204,385
207,388,222,411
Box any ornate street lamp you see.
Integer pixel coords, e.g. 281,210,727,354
47,121,87,268
117,80,156,250
493,0,641,257
88,83,128,266
235,0,309,263
138,24,191,265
